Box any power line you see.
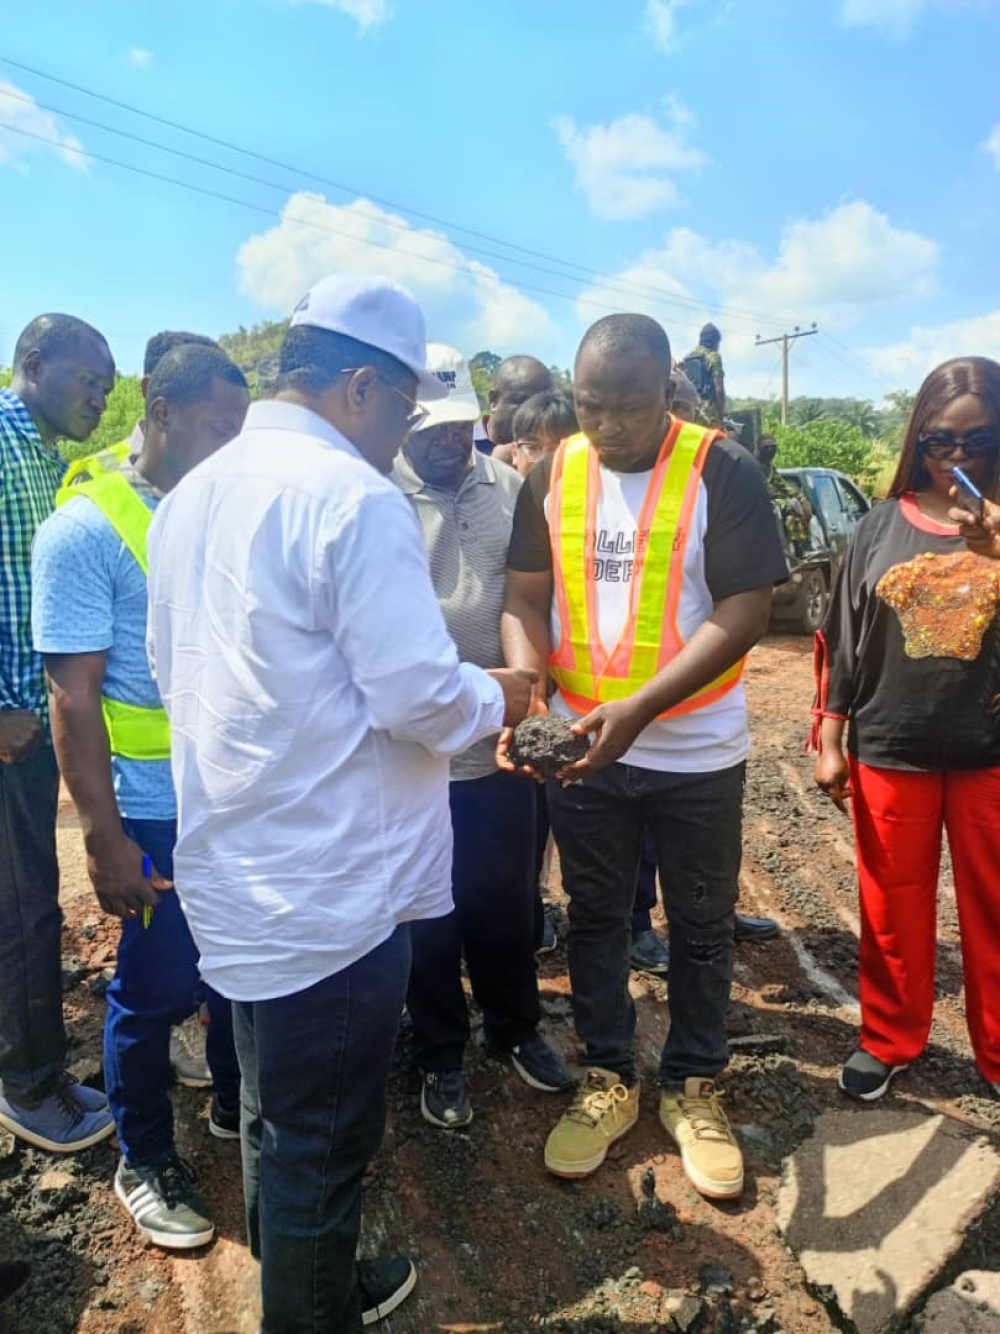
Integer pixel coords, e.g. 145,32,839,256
0,117,685,323
755,324,819,425
0,53,789,332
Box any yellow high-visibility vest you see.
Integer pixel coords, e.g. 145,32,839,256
56,451,171,761
548,420,745,719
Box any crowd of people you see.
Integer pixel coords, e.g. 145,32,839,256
0,275,998,1332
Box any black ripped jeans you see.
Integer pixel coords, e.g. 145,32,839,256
546,760,745,1088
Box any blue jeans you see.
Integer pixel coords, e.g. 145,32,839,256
234,925,411,1334
547,761,745,1087
104,818,240,1168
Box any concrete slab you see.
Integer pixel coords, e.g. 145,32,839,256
776,1109,1000,1334
916,1270,1000,1333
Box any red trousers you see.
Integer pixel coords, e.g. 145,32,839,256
850,757,1000,1083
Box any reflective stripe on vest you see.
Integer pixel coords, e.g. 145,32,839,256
59,440,131,491
548,421,745,720
55,462,171,761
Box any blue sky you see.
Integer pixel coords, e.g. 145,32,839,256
1,0,999,402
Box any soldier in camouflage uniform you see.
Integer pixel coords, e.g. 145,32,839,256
681,322,725,426
758,434,813,556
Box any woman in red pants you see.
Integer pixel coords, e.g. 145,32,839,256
813,356,1000,1101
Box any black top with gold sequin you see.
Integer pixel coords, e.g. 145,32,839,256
817,494,1000,772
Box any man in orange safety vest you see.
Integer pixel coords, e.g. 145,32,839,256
500,313,787,1201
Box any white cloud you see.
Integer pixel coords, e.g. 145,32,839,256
0,82,88,172
127,48,154,68
553,98,707,221
840,0,977,38
579,200,937,327
295,0,390,30
984,123,1000,168
863,311,1000,383
643,0,685,52
236,191,553,354
575,200,939,396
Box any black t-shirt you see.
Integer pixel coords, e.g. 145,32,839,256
507,429,788,604
818,495,1000,771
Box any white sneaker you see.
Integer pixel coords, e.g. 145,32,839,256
170,1015,211,1089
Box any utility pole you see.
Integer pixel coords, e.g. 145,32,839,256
755,324,818,425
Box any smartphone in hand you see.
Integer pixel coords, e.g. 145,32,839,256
951,465,986,523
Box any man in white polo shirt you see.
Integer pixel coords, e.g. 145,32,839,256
146,275,536,1333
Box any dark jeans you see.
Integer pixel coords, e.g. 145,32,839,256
532,786,550,949
105,818,240,1168
408,771,540,1070
0,744,65,1103
235,925,411,1334
632,832,659,936
547,760,745,1087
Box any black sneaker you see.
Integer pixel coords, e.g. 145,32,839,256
208,1096,239,1140
838,1049,908,1101
115,1154,214,1249
420,1070,473,1128
630,928,670,975
358,1255,417,1326
497,1032,574,1093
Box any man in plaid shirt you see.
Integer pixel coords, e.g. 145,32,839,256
0,313,116,1153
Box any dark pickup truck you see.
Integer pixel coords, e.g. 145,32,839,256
768,466,871,634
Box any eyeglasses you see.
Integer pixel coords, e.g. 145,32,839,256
917,430,1000,460
512,439,545,460
340,368,429,433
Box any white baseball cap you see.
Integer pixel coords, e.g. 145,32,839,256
417,343,483,428
289,274,447,400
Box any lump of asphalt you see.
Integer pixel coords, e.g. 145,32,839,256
508,716,589,778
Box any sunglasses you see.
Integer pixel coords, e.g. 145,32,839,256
917,430,1000,460
341,368,429,433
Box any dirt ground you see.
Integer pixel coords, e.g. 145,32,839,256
1,635,998,1333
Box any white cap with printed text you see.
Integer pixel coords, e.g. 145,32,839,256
417,343,483,429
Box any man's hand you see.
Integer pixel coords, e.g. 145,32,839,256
949,492,1000,559
486,667,538,729
557,697,651,781
815,747,852,814
86,831,172,921
0,710,44,765
496,692,548,778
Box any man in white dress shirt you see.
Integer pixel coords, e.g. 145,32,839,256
146,274,535,1334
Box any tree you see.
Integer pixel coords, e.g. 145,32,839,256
773,419,878,489
842,399,878,437
791,397,827,426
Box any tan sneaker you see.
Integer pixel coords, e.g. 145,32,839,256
544,1067,639,1179
659,1077,743,1200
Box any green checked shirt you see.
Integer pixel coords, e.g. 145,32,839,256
0,388,66,721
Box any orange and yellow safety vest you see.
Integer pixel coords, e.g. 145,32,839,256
548,419,745,719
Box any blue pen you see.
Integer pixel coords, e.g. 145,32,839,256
142,854,153,928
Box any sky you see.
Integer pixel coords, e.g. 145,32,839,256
1,0,1000,403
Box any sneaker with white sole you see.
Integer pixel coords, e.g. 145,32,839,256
115,1154,214,1250
544,1067,639,1179
208,1096,239,1140
0,1086,114,1154
659,1078,744,1200
488,1032,574,1093
170,1016,211,1089
630,928,670,975
359,1255,417,1326
420,1070,473,1129
838,1049,908,1102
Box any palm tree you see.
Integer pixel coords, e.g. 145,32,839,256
843,400,878,437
